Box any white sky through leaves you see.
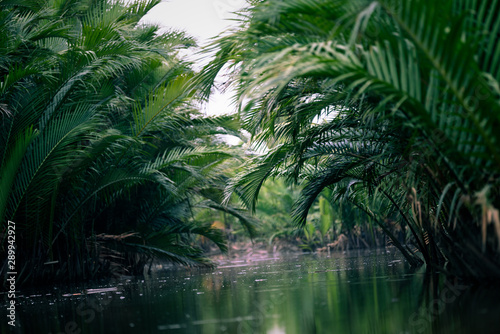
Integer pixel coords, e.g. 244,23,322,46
143,0,247,118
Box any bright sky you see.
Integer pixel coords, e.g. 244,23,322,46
144,0,246,43
142,0,247,117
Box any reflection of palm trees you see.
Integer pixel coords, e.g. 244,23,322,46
200,0,500,279
202,273,225,294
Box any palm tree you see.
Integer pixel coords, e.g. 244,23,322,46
0,0,254,285
200,0,500,280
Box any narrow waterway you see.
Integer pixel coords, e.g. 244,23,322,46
2,250,500,333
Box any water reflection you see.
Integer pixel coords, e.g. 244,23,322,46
2,250,500,333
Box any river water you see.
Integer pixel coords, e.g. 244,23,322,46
2,250,500,333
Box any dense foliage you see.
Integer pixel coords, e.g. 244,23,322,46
200,0,500,280
0,0,253,285
3,0,500,285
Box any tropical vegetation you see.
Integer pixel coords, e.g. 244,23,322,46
0,0,254,285
2,0,500,286
199,0,500,280
251,180,388,252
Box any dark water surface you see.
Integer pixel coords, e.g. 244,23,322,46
2,250,500,333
